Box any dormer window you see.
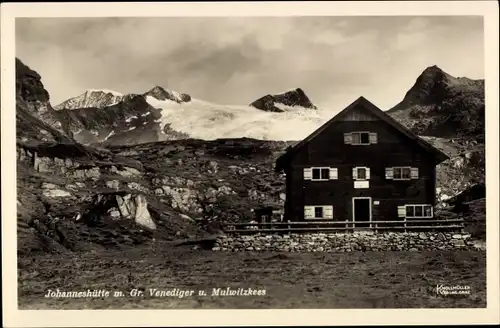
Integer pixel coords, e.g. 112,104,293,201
344,132,377,145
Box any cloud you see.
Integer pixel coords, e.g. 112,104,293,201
15,16,484,111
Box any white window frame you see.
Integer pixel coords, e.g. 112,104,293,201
350,131,372,145
392,166,412,180
306,167,338,181
404,204,433,218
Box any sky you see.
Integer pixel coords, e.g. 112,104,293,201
15,16,484,111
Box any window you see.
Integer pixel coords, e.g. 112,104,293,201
345,132,377,145
352,132,370,145
305,167,337,181
406,206,414,217
393,167,412,180
314,207,323,218
386,167,419,180
424,206,432,217
404,204,433,218
353,167,370,180
304,205,334,219
312,168,329,180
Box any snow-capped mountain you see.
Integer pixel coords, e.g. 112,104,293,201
50,84,327,146
144,86,191,103
55,89,128,110
56,86,192,111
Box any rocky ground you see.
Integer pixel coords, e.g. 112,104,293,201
18,245,486,309
16,137,293,256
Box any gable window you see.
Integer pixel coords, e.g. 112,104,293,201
386,167,419,180
399,204,433,218
353,132,370,145
304,167,338,181
344,132,378,145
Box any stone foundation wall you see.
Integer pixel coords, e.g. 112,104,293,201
214,232,486,252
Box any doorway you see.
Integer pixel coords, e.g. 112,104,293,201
352,197,372,228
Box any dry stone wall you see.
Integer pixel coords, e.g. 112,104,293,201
214,232,485,252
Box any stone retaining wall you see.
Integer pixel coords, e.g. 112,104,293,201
214,232,485,252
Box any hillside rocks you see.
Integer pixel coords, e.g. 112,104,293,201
16,146,146,181
214,231,483,252
250,88,317,112
116,194,156,230
42,183,73,198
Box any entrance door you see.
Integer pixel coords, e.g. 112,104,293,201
353,198,371,228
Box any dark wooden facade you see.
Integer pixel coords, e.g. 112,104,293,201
275,97,449,225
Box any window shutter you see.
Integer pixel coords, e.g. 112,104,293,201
329,168,338,180
324,206,333,219
303,168,312,180
397,206,406,218
343,133,352,144
410,167,419,179
369,132,378,144
304,206,314,219
365,167,371,180
352,167,358,180
385,167,393,179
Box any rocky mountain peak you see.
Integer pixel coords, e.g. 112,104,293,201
387,65,484,139
55,89,126,110
16,58,50,111
143,85,191,103
83,89,123,97
250,88,317,113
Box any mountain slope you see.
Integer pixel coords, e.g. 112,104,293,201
387,65,485,139
16,58,74,143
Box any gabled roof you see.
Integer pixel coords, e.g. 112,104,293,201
275,96,450,172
